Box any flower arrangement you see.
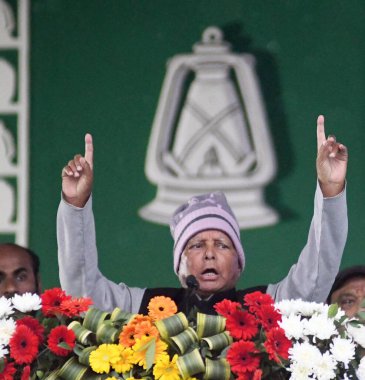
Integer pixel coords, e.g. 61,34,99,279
214,291,365,380
0,289,232,380
214,291,292,379
276,297,365,379
0,288,93,379
0,288,364,380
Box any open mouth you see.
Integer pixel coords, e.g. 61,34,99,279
201,268,219,279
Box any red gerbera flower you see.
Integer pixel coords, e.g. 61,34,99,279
47,325,76,356
60,297,93,317
0,360,16,380
236,369,263,380
256,304,282,331
21,365,31,380
225,309,259,340
9,325,39,364
236,373,251,380
252,369,263,380
227,340,260,374
41,288,72,317
244,291,274,315
264,327,292,363
214,299,241,318
17,316,45,344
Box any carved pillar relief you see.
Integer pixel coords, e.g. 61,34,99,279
0,0,29,244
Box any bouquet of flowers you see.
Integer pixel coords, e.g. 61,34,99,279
214,291,365,380
214,291,292,379
0,289,233,380
0,288,93,379
276,297,365,379
1,288,364,380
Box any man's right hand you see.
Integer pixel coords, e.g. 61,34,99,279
61,133,94,208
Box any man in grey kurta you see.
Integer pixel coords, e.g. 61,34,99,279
57,116,348,313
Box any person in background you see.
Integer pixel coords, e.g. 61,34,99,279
57,115,348,314
0,243,41,298
327,265,365,317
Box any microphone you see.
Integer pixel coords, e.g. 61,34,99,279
184,275,199,318
186,275,199,291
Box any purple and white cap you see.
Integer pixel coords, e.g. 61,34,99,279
170,192,245,275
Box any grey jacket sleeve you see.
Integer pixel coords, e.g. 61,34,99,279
267,182,347,303
57,195,145,313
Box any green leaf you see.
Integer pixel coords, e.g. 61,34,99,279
338,315,348,324
349,320,362,327
328,303,339,318
73,343,85,356
0,358,5,373
145,340,156,371
58,341,72,350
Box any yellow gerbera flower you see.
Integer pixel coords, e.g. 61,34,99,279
112,346,134,373
153,354,181,380
148,296,177,321
89,343,120,374
105,378,118,380
132,336,168,369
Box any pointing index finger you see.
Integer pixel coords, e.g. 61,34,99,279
317,115,325,150
85,133,93,169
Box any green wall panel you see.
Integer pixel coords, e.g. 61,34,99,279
22,0,365,292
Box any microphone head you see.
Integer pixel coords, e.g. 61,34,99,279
186,275,199,290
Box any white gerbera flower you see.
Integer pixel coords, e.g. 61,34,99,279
0,297,14,318
0,317,16,346
330,337,355,365
313,351,337,380
289,341,322,369
293,299,317,316
12,292,42,313
346,323,365,348
279,313,305,340
303,313,337,340
357,356,365,380
0,344,8,358
275,299,299,316
288,361,313,379
300,301,328,317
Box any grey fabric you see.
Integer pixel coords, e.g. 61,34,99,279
267,182,348,302
57,196,145,313
57,182,347,312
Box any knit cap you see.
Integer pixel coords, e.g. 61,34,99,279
170,192,245,275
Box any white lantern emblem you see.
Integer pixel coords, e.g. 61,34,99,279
139,26,278,229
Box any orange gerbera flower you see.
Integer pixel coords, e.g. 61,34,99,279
119,324,137,348
147,296,177,321
131,315,151,325
134,320,159,341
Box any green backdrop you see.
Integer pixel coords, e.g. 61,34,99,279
11,0,365,291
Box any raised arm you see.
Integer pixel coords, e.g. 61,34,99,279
267,115,348,302
57,134,145,312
